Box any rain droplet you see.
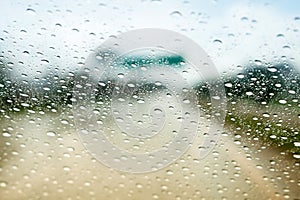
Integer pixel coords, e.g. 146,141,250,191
288,90,296,94
213,39,223,44
21,103,30,107
61,119,69,124
96,54,103,60
170,11,182,18
26,8,36,15
41,59,49,64
71,28,79,32
293,154,300,159
275,83,281,88
241,16,248,21
2,132,11,137
0,181,8,188
294,142,300,147
237,74,244,78
279,99,287,104
183,99,190,103
153,108,162,114
127,83,135,88
46,131,56,137
254,59,262,65
246,91,253,96
23,51,30,55
63,166,71,171
137,99,145,104
224,82,233,88
262,113,270,118
276,33,285,38
117,73,124,78
267,67,277,72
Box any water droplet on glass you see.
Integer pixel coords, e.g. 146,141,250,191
213,39,222,44
2,132,11,137
153,108,163,114
41,59,49,64
46,131,56,137
246,91,253,96
26,8,36,15
267,67,277,72
61,119,69,124
117,73,124,78
241,16,248,21
0,181,8,188
279,99,287,104
224,82,233,88
63,166,71,172
294,142,300,147
254,59,262,65
170,11,183,18
237,74,244,78
276,33,285,38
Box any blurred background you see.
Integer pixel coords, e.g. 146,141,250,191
0,0,299,199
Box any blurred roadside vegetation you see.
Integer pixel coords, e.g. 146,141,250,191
0,58,299,157
195,62,300,156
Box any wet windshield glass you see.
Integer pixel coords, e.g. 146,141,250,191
0,0,299,199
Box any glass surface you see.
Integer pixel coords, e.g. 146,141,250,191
0,0,299,199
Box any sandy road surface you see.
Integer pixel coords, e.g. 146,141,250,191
0,108,299,200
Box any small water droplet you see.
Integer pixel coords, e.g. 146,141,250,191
224,82,232,88
241,16,248,21
170,11,182,18
294,142,300,147
262,113,270,118
254,59,262,65
127,83,135,88
153,108,162,114
166,170,174,175
46,131,56,137
237,74,244,78
246,91,253,96
288,90,296,94
63,166,71,171
213,39,222,44
117,73,124,78
61,119,69,124
2,132,11,137
96,54,103,60
276,33,285,38
293,154,300,159
137,99,145,104
71,28,79,32
0,181,8,188
41,59,49,64
279,99,287,104
23,51,30,55
26,8,36,15
267,67,277,72
7,62,14,67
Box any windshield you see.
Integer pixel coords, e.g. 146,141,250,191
0,0,299,199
